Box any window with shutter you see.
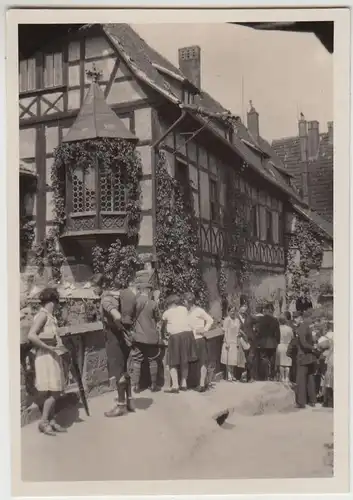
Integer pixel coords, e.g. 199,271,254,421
251,205,259,238
44,52,63,88
19,58,36,92
259,206,267,241
210,178,219,222
272,211,279,244
266,209,273,243
278,212,284,245
175,160,191,205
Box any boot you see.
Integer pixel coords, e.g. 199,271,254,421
125,374,135,412
104,403,128,418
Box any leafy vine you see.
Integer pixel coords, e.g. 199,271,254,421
155,149,208,309
31,138,142,285
20,216,35,269
223,169,252,287
285,218,324,301
92,240,142,289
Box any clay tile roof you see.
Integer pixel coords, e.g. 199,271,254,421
272,135,302,167
272,132,333,222
293,204,333,240
62,80,138,143
90,24,302,200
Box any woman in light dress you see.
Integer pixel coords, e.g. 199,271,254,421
28,287,67,436
276,314,294,383
221,307,248,382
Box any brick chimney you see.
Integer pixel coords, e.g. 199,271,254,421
178,46,201,89
247,100,259,140
327,121,333,144
298,113,308,162
307,120,320,159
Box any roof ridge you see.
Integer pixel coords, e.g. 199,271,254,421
272,135,299,144
102,23,302,202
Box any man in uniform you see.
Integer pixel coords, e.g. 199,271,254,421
92,274,137,417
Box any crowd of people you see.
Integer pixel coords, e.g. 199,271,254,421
24,277,334,436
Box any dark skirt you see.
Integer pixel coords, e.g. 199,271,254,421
167,331,197,367
196,337,208,366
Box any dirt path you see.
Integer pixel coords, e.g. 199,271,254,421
21,381,333,482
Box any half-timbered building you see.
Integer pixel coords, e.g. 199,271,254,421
19,24,333,313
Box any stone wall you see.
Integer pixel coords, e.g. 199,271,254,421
202,261,286,317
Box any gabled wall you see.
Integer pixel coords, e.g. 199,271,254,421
19,30,157,279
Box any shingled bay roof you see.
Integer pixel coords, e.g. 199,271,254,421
62,80,138,143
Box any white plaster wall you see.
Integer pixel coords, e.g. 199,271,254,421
136,145,152,175
139,215,153,247
134,108,152,142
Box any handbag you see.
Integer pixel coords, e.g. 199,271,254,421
239,336,250,351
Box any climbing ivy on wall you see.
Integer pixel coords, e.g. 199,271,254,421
155,149,208,309
285,217,324,302
92,240,142,289
20,216,35,270
31,138,142,286
223,169,252,288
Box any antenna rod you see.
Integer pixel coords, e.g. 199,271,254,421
241,76,244,122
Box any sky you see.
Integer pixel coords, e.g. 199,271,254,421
132,23,333,142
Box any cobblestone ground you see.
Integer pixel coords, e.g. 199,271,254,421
21,381,333,482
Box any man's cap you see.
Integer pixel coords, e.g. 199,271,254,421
91,273,104,287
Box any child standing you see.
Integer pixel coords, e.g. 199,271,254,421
161,294,197,393
28,287,67,436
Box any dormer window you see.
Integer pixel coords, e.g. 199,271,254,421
182,88,194,105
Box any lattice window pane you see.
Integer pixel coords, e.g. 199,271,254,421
72,166,96,213
100,168,126,212
84,166,96,211
113,171,126,211
100,170,113,211
72,167,84,213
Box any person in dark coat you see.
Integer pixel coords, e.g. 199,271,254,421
296,311,319,408
256,303,280,381
93,274,137,418
238,300,257,382
287,311,303,383
130,282,161,393
296,291,313,314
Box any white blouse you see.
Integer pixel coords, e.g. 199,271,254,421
162,306,190,335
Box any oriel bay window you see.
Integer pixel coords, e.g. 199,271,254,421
67,162,127,233
60,70,138,238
